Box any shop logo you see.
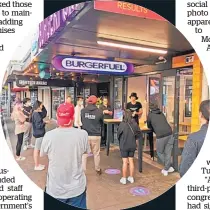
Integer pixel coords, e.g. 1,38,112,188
52,55,134,75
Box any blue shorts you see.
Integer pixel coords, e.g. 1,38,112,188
57,190,87,209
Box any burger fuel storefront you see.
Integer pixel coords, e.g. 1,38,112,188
20,1,198,171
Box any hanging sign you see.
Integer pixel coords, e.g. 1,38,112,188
52,55,134,75
17,79,48,87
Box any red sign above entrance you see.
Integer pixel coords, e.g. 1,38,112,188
94,1,167,21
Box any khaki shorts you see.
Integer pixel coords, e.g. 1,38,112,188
35,137,43,150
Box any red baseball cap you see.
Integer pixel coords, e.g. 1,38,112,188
56,103,75,127
87,95,97,104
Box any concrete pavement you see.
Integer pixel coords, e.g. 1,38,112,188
4,117,179,210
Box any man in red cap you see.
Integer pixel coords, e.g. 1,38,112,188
40,103,90,209
81,95,104,175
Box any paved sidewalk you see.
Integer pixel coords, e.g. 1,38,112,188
4,117,179,210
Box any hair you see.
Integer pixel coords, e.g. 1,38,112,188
23,98,31,105
199,100,210,124
149,103,159,110
123,109,133,123
33,100,42,111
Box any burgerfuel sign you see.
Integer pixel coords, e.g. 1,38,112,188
52,56,134,75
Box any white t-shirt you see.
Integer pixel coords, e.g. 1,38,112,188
74,105,84,127
40,127,90,199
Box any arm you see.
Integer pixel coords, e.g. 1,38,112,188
117,123,123,141
40,133,50,157
136,103,143,116
179,137,198,177
40,106,47,119
147,114,153,130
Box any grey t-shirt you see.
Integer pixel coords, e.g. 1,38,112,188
40,127,90,199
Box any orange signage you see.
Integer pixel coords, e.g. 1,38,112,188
94,1,167,21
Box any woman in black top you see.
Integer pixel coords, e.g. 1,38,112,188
32,101,50,171
117,110,143,185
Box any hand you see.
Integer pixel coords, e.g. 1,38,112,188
132,111,136,117
103,110,109,114
44,120,50,124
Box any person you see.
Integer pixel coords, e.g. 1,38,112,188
74,96,84,129
117,110,143,185
99,97,113,146
66,96,72,104
40,103,90,209
81,95,104,175
22,98,34,150
179,100,210,177
126,92,143,124
11,102,27,161
147,103,174,176
32,101,50,171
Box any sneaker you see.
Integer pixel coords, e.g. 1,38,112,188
127,176,134,183
168,167,175,173
28,144,35,149
16,156,26,161
34,165,45,171
23,145,28,151
161,169,168,176
120,177,127,185
96,169,102,175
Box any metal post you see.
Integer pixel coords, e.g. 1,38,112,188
173,71,180,171
7,83,11,117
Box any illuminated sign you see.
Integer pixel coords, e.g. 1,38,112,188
94,1,166,21
52,56,134,75
38,3,86,49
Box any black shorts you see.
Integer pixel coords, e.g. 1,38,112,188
121,151,135,158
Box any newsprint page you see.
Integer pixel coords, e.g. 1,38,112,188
0,0,209,210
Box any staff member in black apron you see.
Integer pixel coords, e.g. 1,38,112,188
100,97,113,147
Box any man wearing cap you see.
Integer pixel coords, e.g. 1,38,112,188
40,103,90,209
81,95,104,175
126,92,143,124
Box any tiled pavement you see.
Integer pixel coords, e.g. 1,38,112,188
4,117,180,210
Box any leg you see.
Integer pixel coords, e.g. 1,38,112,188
91,136,101,172
23,126,29,147
122,157,128,178
164,135,175,171
16,133,24,157
34,137,45,170
156,137,166,165
67,190,87,209
106,123,112,156
128,156,135,177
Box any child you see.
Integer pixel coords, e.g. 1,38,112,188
117,110,143,184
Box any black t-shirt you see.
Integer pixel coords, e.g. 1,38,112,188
126,102,142,124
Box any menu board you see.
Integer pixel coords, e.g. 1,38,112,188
30,90,38,106
185,79,192,117
149,77,160,107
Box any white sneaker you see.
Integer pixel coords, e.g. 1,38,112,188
28,144,35,149
120,177,127,185
127,176,134,183
23,145,28,151
16,156,26,161
34,165,45,171
168,167,175,173
161,169,168,176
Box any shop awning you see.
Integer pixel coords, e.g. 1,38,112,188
25,1,193,75
12,87,29,92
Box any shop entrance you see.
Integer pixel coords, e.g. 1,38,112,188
51,87,65,119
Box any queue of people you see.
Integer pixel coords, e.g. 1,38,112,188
10,93,210,209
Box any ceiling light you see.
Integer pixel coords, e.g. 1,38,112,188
97,41,167,54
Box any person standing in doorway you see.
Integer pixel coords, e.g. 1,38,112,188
179,100,210,177
22,98,34,150
147,103,174,176
74,96,84,129
81,95,104,175
11,102,27,161
41,103,90,209
117,110,143,184
32,101,50,171
126,92,143,125
99,97,113,146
